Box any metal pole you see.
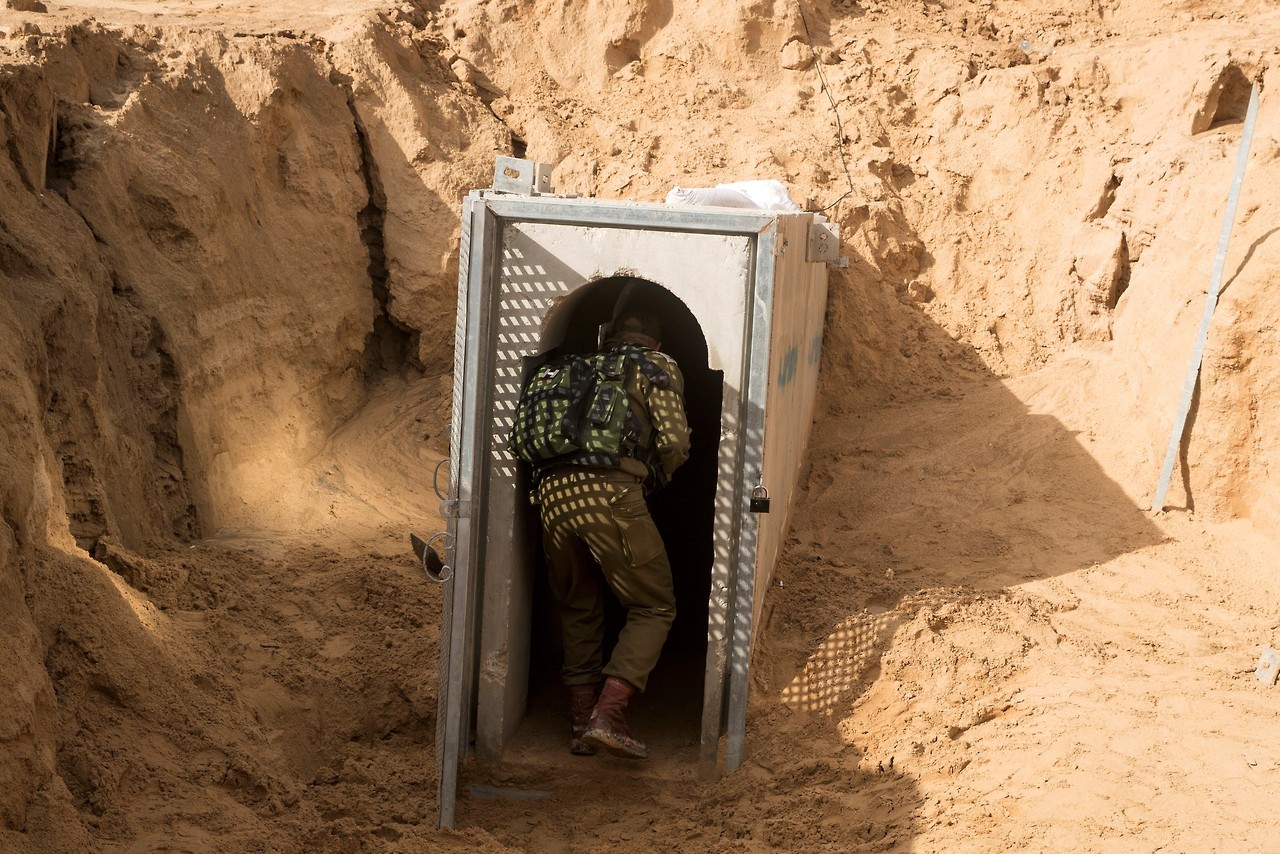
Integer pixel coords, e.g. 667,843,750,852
1152,78,1262,512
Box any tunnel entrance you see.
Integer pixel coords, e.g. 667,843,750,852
437,171,833,827
522,276,722,753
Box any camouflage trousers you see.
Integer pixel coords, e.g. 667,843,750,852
536,466,676,692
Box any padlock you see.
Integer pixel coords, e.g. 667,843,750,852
750,485,771,514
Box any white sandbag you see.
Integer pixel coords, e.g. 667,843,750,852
665,186,760,208
664,179,801,212
716,179,801,212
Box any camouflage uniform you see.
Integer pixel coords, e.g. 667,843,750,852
536,347,690,692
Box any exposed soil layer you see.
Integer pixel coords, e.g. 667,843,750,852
1,1,1279,851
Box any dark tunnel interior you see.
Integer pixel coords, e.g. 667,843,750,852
524,275,723,747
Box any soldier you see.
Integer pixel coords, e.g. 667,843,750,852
533,308,691,759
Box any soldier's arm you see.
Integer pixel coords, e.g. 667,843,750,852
649,356,691,479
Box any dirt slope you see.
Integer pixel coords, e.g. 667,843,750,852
1,0,1279,851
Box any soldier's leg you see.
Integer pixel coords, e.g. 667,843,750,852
540,488,607,686
596,482,676,692
559,479,669,759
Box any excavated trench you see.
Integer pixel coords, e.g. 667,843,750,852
3,5,1280,851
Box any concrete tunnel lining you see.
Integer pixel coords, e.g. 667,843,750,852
469,215,760,763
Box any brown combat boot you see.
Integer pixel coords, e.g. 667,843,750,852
582,676,648,759
568,682,599,756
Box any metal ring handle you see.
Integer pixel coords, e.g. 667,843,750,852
433,458,449,501
422,531,454,583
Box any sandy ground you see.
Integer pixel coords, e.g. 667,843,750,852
2,0,1280,851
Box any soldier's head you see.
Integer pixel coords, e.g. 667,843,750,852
612,310,663,350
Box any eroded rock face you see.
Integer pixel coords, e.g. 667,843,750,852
0,17,506,840
3,20,508,536
61,31,374,534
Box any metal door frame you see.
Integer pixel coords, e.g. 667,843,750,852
438,191,784,826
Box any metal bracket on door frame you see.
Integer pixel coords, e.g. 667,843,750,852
807,219,845,266
492,156,554,196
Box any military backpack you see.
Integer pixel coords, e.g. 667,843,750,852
508,344,671,485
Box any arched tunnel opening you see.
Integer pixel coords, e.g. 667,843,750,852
522,275,723,751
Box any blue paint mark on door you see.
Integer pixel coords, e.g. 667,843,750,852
779,346,798,387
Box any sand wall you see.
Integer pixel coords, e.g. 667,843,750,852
1,1,1278,847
